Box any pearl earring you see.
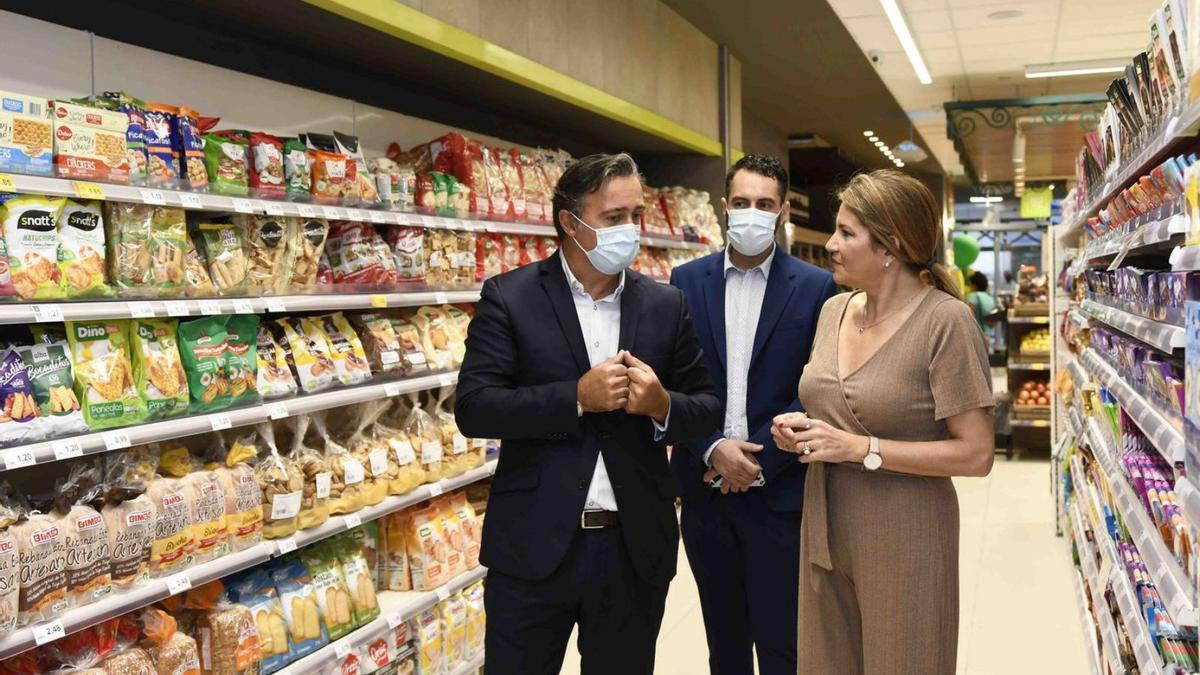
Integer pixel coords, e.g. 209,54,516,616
884,260,891,269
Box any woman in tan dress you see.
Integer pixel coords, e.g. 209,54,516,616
771,170,994,674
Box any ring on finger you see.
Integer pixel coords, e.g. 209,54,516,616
803,417,812,430
803,441,812,456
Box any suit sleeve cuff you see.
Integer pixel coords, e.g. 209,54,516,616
652,400,671,441
703,438,722,466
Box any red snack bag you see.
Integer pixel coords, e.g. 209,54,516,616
325,221,391,287
519,236,542,267
494,149,526,221
416,174,437,213
44,618,117,670
500,234,521,272
541,236,558,260
249,132,286,200
475,233,502,283
659,190,680,235
316,250,334,286
480,145,510,220
513,150,549,223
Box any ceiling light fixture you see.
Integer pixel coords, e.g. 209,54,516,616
1025,59,1127,79
970,196,1003,204
874,141,884,147
863,130,874,136
880,0,932,84
987,9,1024,20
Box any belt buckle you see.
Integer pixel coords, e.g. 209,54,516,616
581,510,603,529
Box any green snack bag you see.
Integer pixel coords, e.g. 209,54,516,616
130,318,189,420
430,172,450,211
198,222,249,296
66,319,144,429
300,541,356,639
224,314,261,408
202,132,249,196
335,531,380,626
177,316,232,413
283,137,310,201
16,340,87,437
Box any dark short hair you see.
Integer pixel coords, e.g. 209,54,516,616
725,154,788,203
552,152,641,238
970,271,989,292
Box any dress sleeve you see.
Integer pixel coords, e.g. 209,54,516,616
927,298,994,420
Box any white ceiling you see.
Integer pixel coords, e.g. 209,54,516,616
828,0,1165,178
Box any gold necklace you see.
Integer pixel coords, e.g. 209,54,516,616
855,288,926,334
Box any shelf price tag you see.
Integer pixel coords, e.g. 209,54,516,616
232,198,255,214
233,299,255,314
265,298,287,313
370,294,388,308
209,413,232,431
165,301,190,317
53,440,83,461
264,202,286,216
483,222,497,233
103,431,131,451
3,448,36,470
334,639,353,660
71,181,105,200
385,610,406,629
275,536,297,555
166,573,192,596
30,304,63,323
32,620,65,646
436,586,451,602
434,292,449,305
179,193,203,209
140,189,167,205
384,383,402,397
266,403,289,420
343,513,362,529
366,210,385,223
438,373,456,388
323,206,345,220
0,174,16,192
128,302,155,318
298,205,318,218
428,483,444,498
198,300,222,315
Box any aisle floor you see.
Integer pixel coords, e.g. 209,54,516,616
560,456,1089,674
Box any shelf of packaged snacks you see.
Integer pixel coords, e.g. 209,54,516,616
1169,243,1200,271
1067,406,1085,441
1079,349,1184,463
449,652,486,675
1083,199,1185,264
640,235,720,253
0,370,459,471
1069,499,1113,675
280,458,497,553
275,566,488,675
1086,417,1196,626
1069,310,1090,331
1010,418,1050,428
1074,570,1113,675
1007,361,1052,371
1067,357,1090,393
1008,315,1051,325
1080,300,1185,353
0,290,485,325
1176,477,1200,540
0,540,275,660
1070,498,1102,596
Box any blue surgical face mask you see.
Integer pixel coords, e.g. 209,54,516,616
570,212,640,275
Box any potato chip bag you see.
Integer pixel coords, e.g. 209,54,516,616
66,320,144,429
2,194,65,300
130,318,188,420
177,316,231,413
57,200,110,298
0,346,39,446
225,314,261,408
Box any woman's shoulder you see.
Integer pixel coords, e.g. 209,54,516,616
924,289,972,319
817,290,855,319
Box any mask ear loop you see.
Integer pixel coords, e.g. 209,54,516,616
568,211,595,254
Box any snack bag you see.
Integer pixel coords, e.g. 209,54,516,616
274,318,334,394
226,570,289,674
182,231,218,297
309,149,354,205
334,533,379,626
204,431,263,554
202,132,249,196
432,495,465,579
345,401,391,507
224,314,261,408
313,409,364,515
17,339,86,442
409,306,457,371
287,415,331,530
349,312,407,374
240,215,294,295
300,541,355,640
283,137,311,201
385,226,425,283
404,392,444,481
413,607,443,675
0,347,39,447
333,132,380,206
130,318,189,420
2,194,64,300
198,222,249,296
175,105,207,191
381,511,411,591
255,323,298,400
319,313,371,386
286,217,328,291
103,201,152,293
194,602,262,675
148,207,186,295
464,580,485,658
440,594,467,668
475,232,502,283
380,410,425,496
177,316,232,413
433,386,469,478
270,554,329,660
255,423,304,539
389,317,429,374
405,504,447,591
139,608,201,675
449,492,481,570
67,319,144,429
143,105,181,188
101,447,157,588
57,200,110,298
325,220,392,287
249,132,286,200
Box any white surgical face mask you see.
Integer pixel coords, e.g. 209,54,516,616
726,207,781,256
570,212,640,275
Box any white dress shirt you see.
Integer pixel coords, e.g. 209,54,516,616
561,255,668,512
703,245,775,484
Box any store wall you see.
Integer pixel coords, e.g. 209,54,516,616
742,111,788,165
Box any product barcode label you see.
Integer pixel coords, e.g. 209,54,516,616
233,299,255,314
392,440,415,465
267,402,289,420
198,300,222,315
422,441,443,464
264,202,286,216
343,459,365,485
179,193,203,209
165,301,190,317
32,620,65,646
209,413,232,431
232,198,255,214
298,204,318,218
128,302,155,318
265,298,287,313
166,573,192,595
30,305,63,323
436,586,451,601
380,351,401,365
3,449,35,470
53,440,83,461
140,189,166,205
429,483,444,498
275,536,297,555
271,492,302,520
343,513,362,529
369,448,389,476
452,434,468,455
103,431,131,451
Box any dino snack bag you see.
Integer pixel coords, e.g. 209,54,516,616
16,340,86,439
271,554,329,660
224,314,261,407
57,200,111,298
67,320,144,429
2,194,65,300
0,347,39,446
177,316,232,413
130,318,189,420
300,541,355,640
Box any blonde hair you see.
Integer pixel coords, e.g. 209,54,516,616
836,170,961,300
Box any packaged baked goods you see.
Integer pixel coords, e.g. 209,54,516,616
101,447,157,589
440,593,467,669
195,603,262,675
178,316,232,413
55,463,113,609
130,318,188,421
254,323,297,400
384,225,425,283
40,613,119,672
475,232,502,283
464,580,485,659
158,445,228,565
146,465,193,578
309,149,354,206
273,318,334,394
432,496,465,580
312,410,364,515
240,215,293,295
225,570,288,674
12,491,68,626
143,105,181,188
345,401,391,507
205,431,263,553
104,202,152,292
437,305,469,366
389,316,429,375
202,132,249,197
248,132,285,200
182,232,217,298
224,314,260,408
177,106,207,192
381,511,410,592
0,90,52,178
405,504,446,591
2,194,64,300
499,234,521,272
300,541,355,639
495,148,526,220
423,228,476,290
348,312,406,374
285,415,330,531
16,339,86,440
333,532,379,626
148,207,186,295
68,319,144,430
139,608,200,675
57,200,111,298
52,100,130,184
198,222,248,296
325,220,393,287
98,645,156,674
0,346,39,447
255,423,303,540
319,312,371,386
448,492,480,570
404,392,444,482
413,606,442,675
514,149,549,223
349,520,379,587
0,485,20,633
380,411,424,496
270,554,329,660
285,217,328,291
333,132,380,206
409,306,458,371
432,387,469,479
282,137,310,201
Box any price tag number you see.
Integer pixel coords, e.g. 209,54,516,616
4,449,35,470
166,573,192,595
32,620,65,646
343,513,362,529
276,536,298,555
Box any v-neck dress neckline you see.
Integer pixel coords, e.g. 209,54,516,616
835,287,932,383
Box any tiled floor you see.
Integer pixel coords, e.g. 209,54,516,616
561,456,1090,674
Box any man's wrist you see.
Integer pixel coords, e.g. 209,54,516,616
651,389,670,423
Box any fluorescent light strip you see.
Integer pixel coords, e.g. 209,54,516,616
880,0,932,85
1025,59,1127,79
969,196,1003,204
863,130,874,136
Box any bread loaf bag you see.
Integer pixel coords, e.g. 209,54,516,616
99,645,157,674
146,451,194,577
204,432,262,553
57,463,113,608
157,444,227,565
100,447,156,589
0,483,21,632
195,602,262,675
138,608,200,675
12,493,68,626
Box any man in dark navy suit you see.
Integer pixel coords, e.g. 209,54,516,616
670,154,837,675
455,152,721,675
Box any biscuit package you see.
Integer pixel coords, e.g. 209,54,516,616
275,318,335,394
103,202,152,292
226,569,289,674
381,511,411,592
255,423,304,540
57,200,111,298
312,410,364,515
2,194,65,300
300,541,355,640
333,532,379,626
130,318,189,420
270,554,329,661
464,580,485,659
413,606,442,675
348,312,406,374
224,314,261,408
318,313,371,386
67,319,144,430
286,218,328,291
405,504,446,591
283,137,310,201
178,316,232,414
0,346,40,447
389,317,429,375
439,593,467,669
249,132,286,200
255,323,298,400
404,392,444,483
148,207,186,295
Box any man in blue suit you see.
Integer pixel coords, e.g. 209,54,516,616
670,154,837,675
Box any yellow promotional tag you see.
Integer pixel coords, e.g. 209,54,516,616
0,174,16,192
370,294,389,308
71,181,106,200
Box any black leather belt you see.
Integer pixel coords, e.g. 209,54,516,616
581,510,620,529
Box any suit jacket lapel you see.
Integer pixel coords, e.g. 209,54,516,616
540,253,591,376
618,274,643,353
703,255,727,370
750,253,796,369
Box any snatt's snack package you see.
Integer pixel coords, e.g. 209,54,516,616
2,194,65,300
66,320,143,429
57,199,110,298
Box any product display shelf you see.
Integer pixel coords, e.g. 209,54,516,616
1084,200,1186,263
1073,570,1109,675
1168,243,1200,271
1087,418,1196,626
0,541,274,660
449,652,486,675
0,370,459,471
1176,476,1200,538
1080,300,1185,353
1008,315,1051,325
279,458,497,553
1067,356,1090,393
1079,349,1184,463
1069,310,1090,331
275,566,489,675
1070,499,1116,675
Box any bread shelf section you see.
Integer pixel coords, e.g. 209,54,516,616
0,370,460,471
1084,200,1185,263
276,566,489,675
1067,357,1090,392
1081,300,1185,353
0,541,274,660
1079,349,1184,463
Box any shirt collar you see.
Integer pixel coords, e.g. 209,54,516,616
724,244,776,280
561,252,625,302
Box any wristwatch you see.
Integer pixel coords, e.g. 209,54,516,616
577,400,584,417
863,436,882,471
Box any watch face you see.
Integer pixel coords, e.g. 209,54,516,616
864,453,883,471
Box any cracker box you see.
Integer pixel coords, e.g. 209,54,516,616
52,100,130,183
0,90,52,177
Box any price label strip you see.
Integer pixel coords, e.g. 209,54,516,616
104,431,132,451
166,573,192,595
31,304,63,323
140,189,167,205
334,639,353,660
53,440,84,461
232,198,255,214
384,383,402,397
199,300,222,315
267,403,289,420
370,294,389,309
265,298,288,313
4,448,36,470
128,302,155,318
165,301,191,317
233,299,255,314
275,536,298,555
71,181,105,200
209,413,232,431
436,585,451,601
343,513,362,529
298,205,318,218
180,193,204,209
428,483,444,498
32,620,66,646
264,202,286,216
0,173,16,192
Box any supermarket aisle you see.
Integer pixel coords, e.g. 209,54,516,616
561,457,1088,674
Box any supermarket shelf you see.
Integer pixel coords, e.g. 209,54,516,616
1066,357,1090,391
0,541,274,660
1070,500,1101,592
1079,349,1184,463
1177,476,1200,538
283,458,497,552
1068,311,1090,330
0,371,459,471
1080,299,1185,353
1008,362,1052,371
1007,315,1051,325
1084,199,1185,263
1068,502,1107,675
276,566,488,675
1010,418,1050,428
449,653,486,675
1170,243,1200,271
641,234,720,253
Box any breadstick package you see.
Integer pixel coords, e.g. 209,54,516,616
226,569,289,674
270,553,329,660
148,207,186,296
300,541,355,640
333,532,379,626
198,222,248,296
130,318,189,421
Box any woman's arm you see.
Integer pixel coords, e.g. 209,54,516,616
771,408,995,478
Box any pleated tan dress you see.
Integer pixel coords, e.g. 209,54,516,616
796,289,993,675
